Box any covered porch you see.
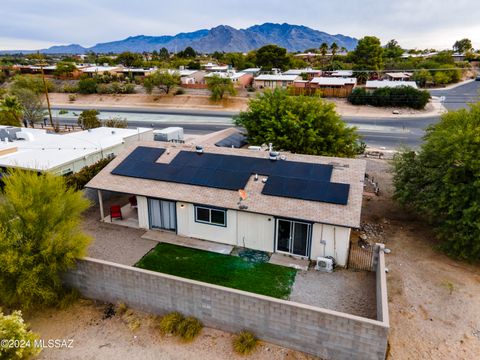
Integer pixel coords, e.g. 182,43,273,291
97,190,140,229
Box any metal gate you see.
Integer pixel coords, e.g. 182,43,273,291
348,241,375,271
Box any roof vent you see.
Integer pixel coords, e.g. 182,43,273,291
269,151,279,161
195,145,204,154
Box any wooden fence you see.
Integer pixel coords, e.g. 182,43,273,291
348,241,375,271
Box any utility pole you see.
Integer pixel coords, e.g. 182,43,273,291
38,62,57,132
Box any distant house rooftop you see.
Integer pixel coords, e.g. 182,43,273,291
283,68,322,75
310,77,357,86
81,66,121,73
329,70,354,77
254,74,300,81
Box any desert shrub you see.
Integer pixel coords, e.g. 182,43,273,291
68,94,76,102
96,83,114,94
62,84,79,93
103,117,128,128
177,317,203,341
159,312,184,335
348,86,430,109
65,157,114,190
233,330,258,355
78,77,98,94
0,310,41,359
115,302,128,316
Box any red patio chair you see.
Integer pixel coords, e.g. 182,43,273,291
110,205,123,221
128,196,138,208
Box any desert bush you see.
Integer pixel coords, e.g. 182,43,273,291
174,88,185,95
0,310,41,359
115,302,128,316
65,157,114,190
177,317,203,341
348,86,430,109
158,312,184,335
233,330,258,355
68,94,76,102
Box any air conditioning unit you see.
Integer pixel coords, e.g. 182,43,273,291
315,257,334,273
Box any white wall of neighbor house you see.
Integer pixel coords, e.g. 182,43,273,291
237,212,275,252
176,203,238,245
310,224,351,267
137,196,149,229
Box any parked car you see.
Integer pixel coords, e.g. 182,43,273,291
476,75,480,81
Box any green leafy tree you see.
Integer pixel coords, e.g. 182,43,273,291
255,45,290,71
320,42,329,57
412,69,433,87
143,71,181,94
10,75,54,94
234,89,360,157
330,42,339,57
393,103,480,261
177,47,196,58
353,36,384,70
434,71,450,86
453,38,473,53
77,109,101,129
0,310,41,359
159,47,170,59
383,39,404,59
116,52,143,67
11,88,45,127
54,61,76,77
0,169,91,309
0,95,23,126
77,77,98,94
206,75,236,101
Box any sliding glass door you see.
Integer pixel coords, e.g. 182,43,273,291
276,219,311,257
148,198,176,231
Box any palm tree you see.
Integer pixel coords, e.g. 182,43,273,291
0,95,23,126
330,42,339,57
319,42,329,57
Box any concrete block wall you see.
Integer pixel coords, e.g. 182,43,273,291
65,257,389,360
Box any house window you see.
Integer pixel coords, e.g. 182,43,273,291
195,206,227,227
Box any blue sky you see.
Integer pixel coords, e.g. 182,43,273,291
1,0,479,50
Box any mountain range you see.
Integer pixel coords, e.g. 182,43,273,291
2,23,358,55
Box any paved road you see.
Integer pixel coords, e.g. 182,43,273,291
51,81,478,150
429,80,480,110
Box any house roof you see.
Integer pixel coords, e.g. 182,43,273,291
254,74,300,81
385,72,412,79
329,70,354,77
81,66,121,73
205,71,248,80
0,126,151,172
283,68,322,75
86,141,366,228
366,80,418,89
310,77,357,86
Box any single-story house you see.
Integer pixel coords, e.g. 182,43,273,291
326,70,354,78
366,80,418,90
384,72,413,81
254,74,301,89
0,126,152,176
86,142,366,267
167,69,205,85
81,66,122,77
202,62,230,72
309,77,357,97
118,68,156,78
205,71,253,87
239,68,262,77
283,68,322,80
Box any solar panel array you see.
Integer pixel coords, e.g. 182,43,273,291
111,146,350,205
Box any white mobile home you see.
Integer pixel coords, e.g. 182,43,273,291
87,142,366,266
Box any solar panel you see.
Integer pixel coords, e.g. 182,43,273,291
262,176,350,205
111,146,349,205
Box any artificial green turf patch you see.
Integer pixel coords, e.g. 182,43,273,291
135,243,297,299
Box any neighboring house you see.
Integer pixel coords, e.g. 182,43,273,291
168,69,205,85
239,68,262,77
385,72,413,81
0,126,152,175
309,77,357,97
118,68,156,78
254,74,301,89
366,80,419,90
283,68,322,80
205,71,253,87
452,52,466,62
86,141,366,267
202,62,230,72
326,70,354,78
81,66,122,77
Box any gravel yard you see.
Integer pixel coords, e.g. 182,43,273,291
289,269,377,319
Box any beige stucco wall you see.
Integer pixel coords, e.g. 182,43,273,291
137,196,149,229
237,211,275,252
176,203,238,245
311,224,351,266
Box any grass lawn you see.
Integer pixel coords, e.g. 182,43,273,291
135,243,297,299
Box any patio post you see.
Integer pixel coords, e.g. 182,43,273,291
98,190,105,221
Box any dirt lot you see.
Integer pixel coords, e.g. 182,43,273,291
26,300,315,360
363,159,480,359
